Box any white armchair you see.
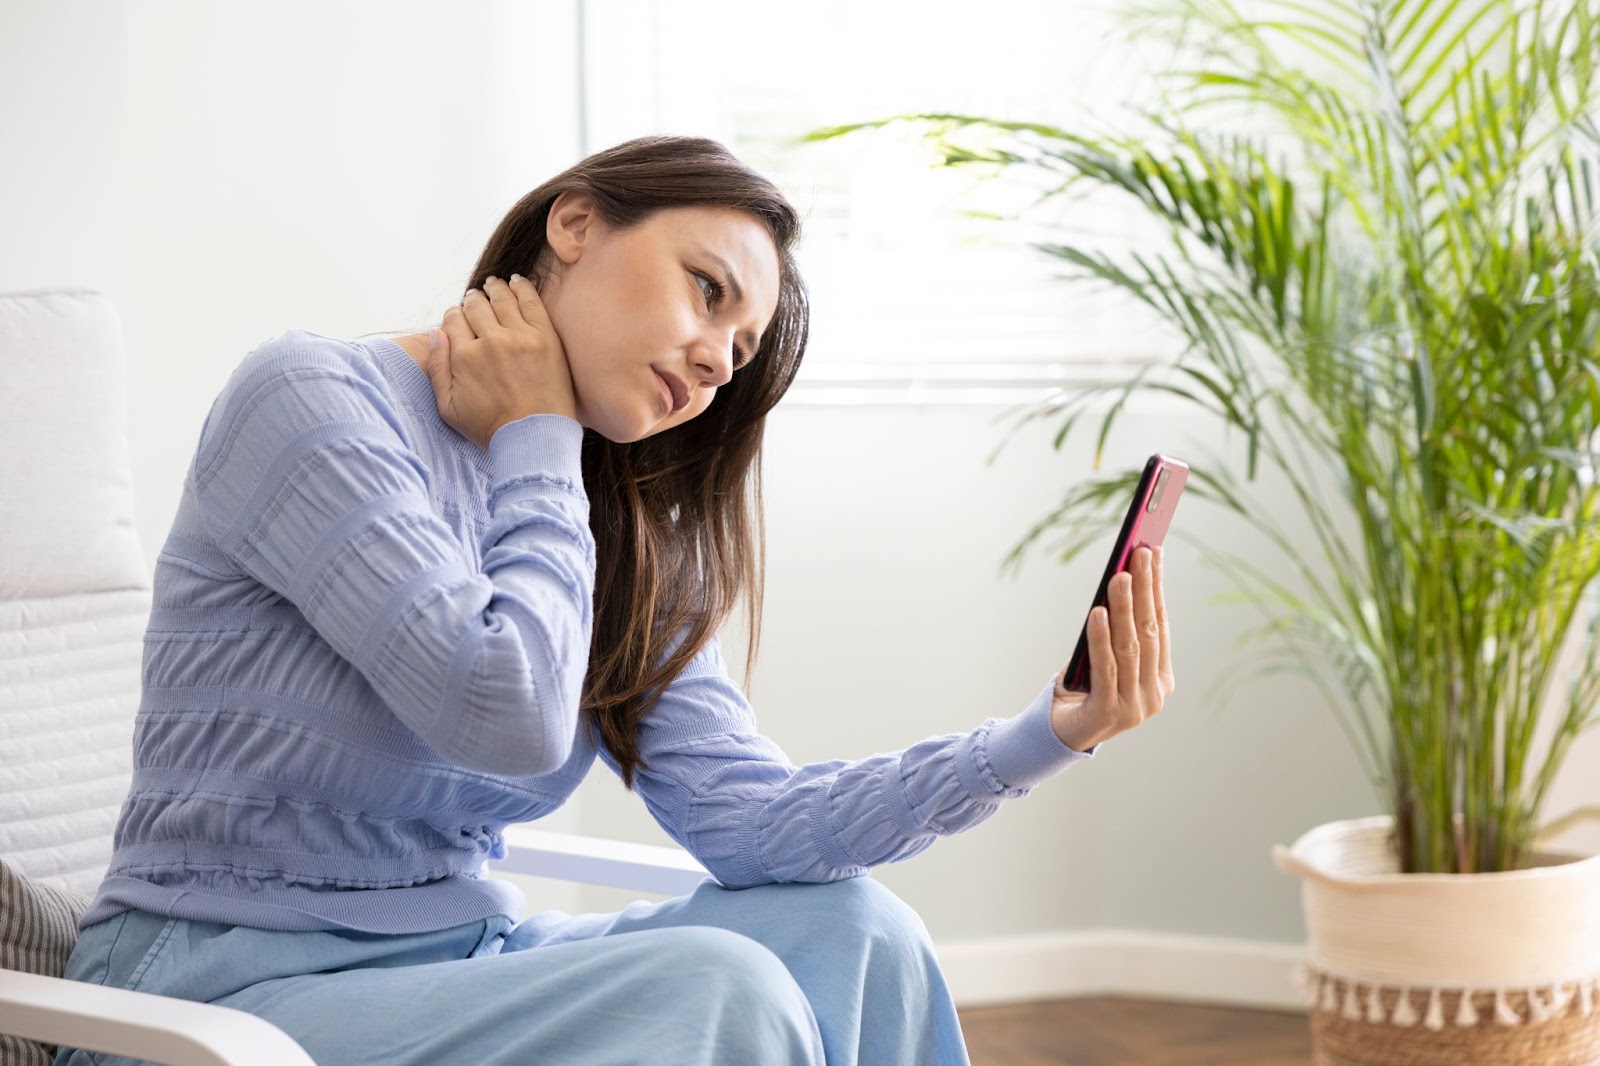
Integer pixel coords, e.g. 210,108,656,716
0,289,706,1066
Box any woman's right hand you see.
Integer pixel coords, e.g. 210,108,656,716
427,274,578,450
1048,545,1174,752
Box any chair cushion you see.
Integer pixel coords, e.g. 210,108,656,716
0,288,147,601
0,587,148,894
0,856,92,1065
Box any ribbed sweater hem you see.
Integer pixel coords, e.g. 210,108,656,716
79,873,526,934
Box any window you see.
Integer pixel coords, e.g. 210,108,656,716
579,0,1179,403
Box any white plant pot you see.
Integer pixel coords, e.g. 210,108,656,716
1274,815,1600,1065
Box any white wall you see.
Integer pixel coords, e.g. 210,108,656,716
0,2,129,312
5,0,1598,1006
118,0,581,563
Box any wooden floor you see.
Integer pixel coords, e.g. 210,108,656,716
959,996,1313,1065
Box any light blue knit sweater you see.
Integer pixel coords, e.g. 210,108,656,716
81,330,1092,934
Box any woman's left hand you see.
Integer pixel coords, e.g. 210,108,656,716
1050,545,1174,752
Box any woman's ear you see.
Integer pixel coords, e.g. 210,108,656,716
546,189,599,266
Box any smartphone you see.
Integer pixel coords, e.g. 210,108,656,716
1060,453,1189,693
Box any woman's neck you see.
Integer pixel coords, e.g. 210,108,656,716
387,331,432,372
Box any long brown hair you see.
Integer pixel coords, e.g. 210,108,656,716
465,135,808,787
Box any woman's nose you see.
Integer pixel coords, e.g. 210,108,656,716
694,335,736,386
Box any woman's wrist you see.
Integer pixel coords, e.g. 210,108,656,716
1050,693,1111,753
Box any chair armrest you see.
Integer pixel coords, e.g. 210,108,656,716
495,826,711,897
0,969,315,1066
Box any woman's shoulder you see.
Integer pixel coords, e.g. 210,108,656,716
231,327,380,380
208,328,397,414
194,330,403,459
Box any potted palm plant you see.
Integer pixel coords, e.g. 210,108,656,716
809,0,1600,1061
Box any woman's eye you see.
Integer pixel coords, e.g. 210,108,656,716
695,272,724,307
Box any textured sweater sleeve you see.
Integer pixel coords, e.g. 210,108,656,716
603,633,1096,888
187,339,595,777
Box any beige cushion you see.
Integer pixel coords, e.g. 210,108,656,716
0,857,92,1065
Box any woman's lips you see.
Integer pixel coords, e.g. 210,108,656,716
654,370,687,415
654,371,674,415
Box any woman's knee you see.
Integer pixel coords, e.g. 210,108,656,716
801,877,935,954
658,927,823,1064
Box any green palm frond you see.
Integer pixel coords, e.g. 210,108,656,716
808,0,1600,872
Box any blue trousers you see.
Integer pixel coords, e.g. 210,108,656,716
54,876,970,1065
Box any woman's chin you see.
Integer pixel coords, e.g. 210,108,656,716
596,415,660,444
569,401,643,444
583,395,681,444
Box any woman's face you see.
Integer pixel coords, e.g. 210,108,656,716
539,193,782,443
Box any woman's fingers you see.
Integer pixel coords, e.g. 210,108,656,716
432,310,467,405
439,304,473,350
1109,569,1140,706
507,273,555,328
1133,547,1161,702
1088,604,1116,695
1155,546,1174,696
423,323,453,412
459,285,497,337
461,275,557,340
481,276,523,329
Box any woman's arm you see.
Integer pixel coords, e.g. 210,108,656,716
608,543,1172,886
187,333,594,777
598,635,1092,888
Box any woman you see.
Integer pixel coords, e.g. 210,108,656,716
56,135,1173,1066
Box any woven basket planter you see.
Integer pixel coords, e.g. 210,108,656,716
1275,816,1600,1066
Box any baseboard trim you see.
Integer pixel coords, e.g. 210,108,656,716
935,929,1307,1011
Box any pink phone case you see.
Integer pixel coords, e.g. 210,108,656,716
1061,453,1189,693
